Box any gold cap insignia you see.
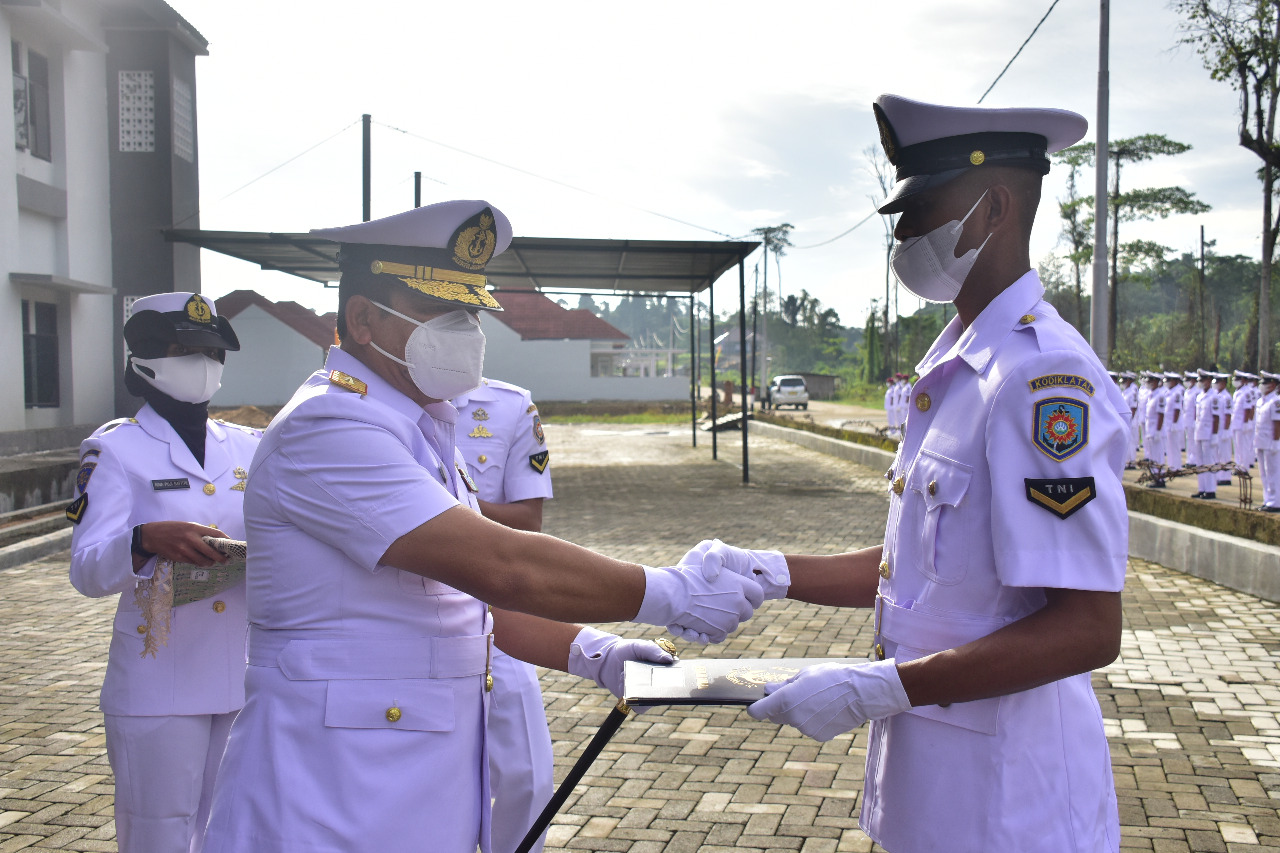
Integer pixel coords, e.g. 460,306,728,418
472,408,489,421
970,150,986,166
451,208,497,272
468,424,494,439
185,294,213,325
873,103,899,163
328,370,368,395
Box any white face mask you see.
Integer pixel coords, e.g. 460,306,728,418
890,190,992,303
369,303,485,400
131,353,224,403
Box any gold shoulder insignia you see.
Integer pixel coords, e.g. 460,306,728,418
526,404,537,414
328,370,368,396
468,424,494,439
472,408,489,421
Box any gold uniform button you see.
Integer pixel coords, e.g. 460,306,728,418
928,480,938,497
892,476,905,495
970,150,985,165
1020,314,1037,324
136,625,147,634
485,674,495,692
478,454,488,464
386,706,402,723
915,392,931,412
878,561,891,579
212,600,226,613
203,483,216,495
874,643,885,660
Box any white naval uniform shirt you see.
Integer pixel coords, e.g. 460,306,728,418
203,347,491,853
1165,385,1183,432
1257,391,1279,452
1194,387,1217,441
1232,387,1250,430
68,405,260,716
1145,385,1166,434
1122,383,1138,422
862,271,1127,853
453,379,554,505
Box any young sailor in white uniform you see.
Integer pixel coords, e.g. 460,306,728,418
1192,372,1220,499
1255,372,1280,511
68,292,260,853
691,94,1127,853
201,201,763,853
1163,372,1184,473
1120,371,1139,468
1183,371,1203,466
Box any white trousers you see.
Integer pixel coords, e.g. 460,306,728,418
1197,439,1219,494
1237,428,1256,469
487,650,553,853
1145,432,1165,472
1164,429,1182,471
105,711,238,853
1259,447,1278,507
1127,418,1139,464
1218,435,1233,482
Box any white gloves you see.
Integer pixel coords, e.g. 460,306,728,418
680,538,790,600
747,659,911,742
635,562,765,645
566,626,675,698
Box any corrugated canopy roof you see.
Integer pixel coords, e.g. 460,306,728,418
164,230,759,295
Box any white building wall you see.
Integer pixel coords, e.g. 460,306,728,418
2,2,114,433
214,305,326,406
482,320,688,402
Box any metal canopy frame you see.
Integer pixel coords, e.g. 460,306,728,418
165,228,759,482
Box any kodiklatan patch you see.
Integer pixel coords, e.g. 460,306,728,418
76,461,97,494
1033,397,1089,461
455,463,479,494
1027,374,1095,397
533,415,545,445
471,407,489,421
328,370,368,396
65,493,88,524
1024,477,1096,519
468,424,494,439
529,451,549,473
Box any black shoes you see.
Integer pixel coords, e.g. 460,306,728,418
1193,492,1216,500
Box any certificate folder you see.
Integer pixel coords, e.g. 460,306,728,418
623,658,852,706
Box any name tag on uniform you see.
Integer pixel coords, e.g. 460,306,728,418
151,478,191,491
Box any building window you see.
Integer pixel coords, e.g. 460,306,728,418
119,70,154,152
172,77,193,162
22,300,60,408
26,49,50,161
12,40,28,151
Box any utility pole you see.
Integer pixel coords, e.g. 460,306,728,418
362,113,372,222
1089,1,1110,363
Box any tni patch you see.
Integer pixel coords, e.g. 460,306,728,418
529,451,549,473
1033,397,1089,461
1025,477,1096,519
65,493,88,524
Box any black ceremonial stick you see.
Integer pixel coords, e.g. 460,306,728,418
514,699,634,853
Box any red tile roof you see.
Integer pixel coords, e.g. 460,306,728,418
490,291,629,341
215,290,336,349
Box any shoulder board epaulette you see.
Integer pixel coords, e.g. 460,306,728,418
328,370,368,395
98,417,140,435
214,419,262,434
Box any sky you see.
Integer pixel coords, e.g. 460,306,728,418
168,0,1265,328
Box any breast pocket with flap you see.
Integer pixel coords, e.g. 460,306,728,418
908,449,974,585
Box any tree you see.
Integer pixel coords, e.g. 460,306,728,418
1052,146,1095,332
865,145,898,373
750,223,794,386
1055,137,1210,356
1176,0,1280,368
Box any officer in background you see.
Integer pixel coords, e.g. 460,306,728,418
883,375,898,435
1213,373,1234,487
1255,372,1279,511
1120,371,1138,469
1163,372,1184,474
202,201,763,853
68,293,260,853
452,377,554,853
1183,371,1203,467
1192,372,1220,499
1233,371,1258,470
1136,370,1151,452
1143,373,1166,485
693,95,1128,852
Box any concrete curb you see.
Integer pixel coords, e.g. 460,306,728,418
750,419,1280,603
0,527,72,571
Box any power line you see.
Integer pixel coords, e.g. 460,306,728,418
792,208,879,249
977,0,1063,104
374,120,735,239
174,120,360,227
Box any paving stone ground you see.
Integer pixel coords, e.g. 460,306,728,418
1,423,1278,852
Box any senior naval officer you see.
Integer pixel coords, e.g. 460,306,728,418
690,95,1129,852
202,200,763,853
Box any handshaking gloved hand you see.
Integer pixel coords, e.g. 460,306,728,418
634,562,765,645
566,626,675,699
679,539,791,601
746,659,911,742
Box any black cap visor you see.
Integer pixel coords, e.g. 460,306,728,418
125,311,240,352
877,168,969,215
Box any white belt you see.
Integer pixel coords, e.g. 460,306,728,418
248,627,491,680
876,599,1010,653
